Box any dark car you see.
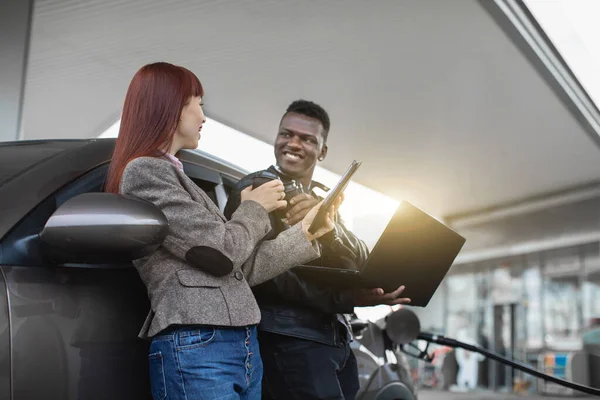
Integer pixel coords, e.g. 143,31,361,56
0,139,247,400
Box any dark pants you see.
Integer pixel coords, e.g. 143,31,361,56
260,332,360,400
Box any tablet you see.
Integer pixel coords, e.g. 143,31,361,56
307,160,362,234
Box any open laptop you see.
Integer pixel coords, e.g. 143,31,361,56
293,201,466,307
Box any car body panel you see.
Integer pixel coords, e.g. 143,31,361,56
0,270,11,400
3,265,150,400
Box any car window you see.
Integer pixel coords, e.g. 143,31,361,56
188,176,219,205
221,174,238,198
0,165,109,266
182,161,223,208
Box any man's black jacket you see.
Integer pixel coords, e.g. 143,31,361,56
224,166,369,346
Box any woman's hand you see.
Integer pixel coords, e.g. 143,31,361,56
241,180,287,213
300,195,343,241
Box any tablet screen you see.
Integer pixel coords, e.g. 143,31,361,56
307,160,361,234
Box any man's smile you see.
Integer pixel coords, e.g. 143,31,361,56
282,151,305,161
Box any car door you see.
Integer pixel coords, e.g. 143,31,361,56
0,164,151,400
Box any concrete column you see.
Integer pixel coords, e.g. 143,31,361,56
0,0,33,142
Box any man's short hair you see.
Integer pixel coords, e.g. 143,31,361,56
283,99,330,142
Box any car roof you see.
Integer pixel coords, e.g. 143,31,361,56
0,138,249,184
0,140,87,187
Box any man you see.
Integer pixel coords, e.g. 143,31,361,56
224,100,410,400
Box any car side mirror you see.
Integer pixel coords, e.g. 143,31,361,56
40,193,168,264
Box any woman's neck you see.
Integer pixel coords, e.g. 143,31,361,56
168,144,181,155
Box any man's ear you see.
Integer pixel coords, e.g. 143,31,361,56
318,145,328,161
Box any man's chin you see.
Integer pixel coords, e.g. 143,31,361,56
277,163,304,178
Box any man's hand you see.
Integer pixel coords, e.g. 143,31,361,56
284,193,319,226
285,192,345,226
353,285,411,307
301,199,339,242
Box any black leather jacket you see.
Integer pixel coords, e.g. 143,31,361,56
224,166,369,346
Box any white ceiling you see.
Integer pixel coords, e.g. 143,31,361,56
23,0,600,217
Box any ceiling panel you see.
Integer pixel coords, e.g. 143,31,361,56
23,0,600,216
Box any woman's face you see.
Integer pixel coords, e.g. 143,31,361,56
175,96,206,150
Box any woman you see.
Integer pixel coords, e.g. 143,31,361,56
105,62,337,400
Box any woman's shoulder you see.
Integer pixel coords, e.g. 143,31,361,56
123,156,178,177
120,156,182,193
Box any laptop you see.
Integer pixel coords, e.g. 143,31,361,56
293,201,466,307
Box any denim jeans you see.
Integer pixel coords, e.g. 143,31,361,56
148,325,262,400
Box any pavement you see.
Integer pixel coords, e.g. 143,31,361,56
418,388,594,400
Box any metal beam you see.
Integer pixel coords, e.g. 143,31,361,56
0,0,33,142
454,231,600,265
449,181,600,229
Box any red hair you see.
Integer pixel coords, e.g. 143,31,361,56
105,62,204,193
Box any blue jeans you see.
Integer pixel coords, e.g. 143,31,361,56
148,325,262,400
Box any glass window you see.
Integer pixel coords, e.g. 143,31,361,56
182,162,221,206
475,268,493,362
524,254,543,350
446,273,476,339
542,247,582,349
582,243,600,327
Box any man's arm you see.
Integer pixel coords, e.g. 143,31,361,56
319,214,369,271
283,192,369,270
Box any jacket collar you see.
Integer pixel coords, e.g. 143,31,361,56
267,165,330,194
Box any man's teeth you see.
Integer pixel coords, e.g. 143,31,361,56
285,152,301,160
